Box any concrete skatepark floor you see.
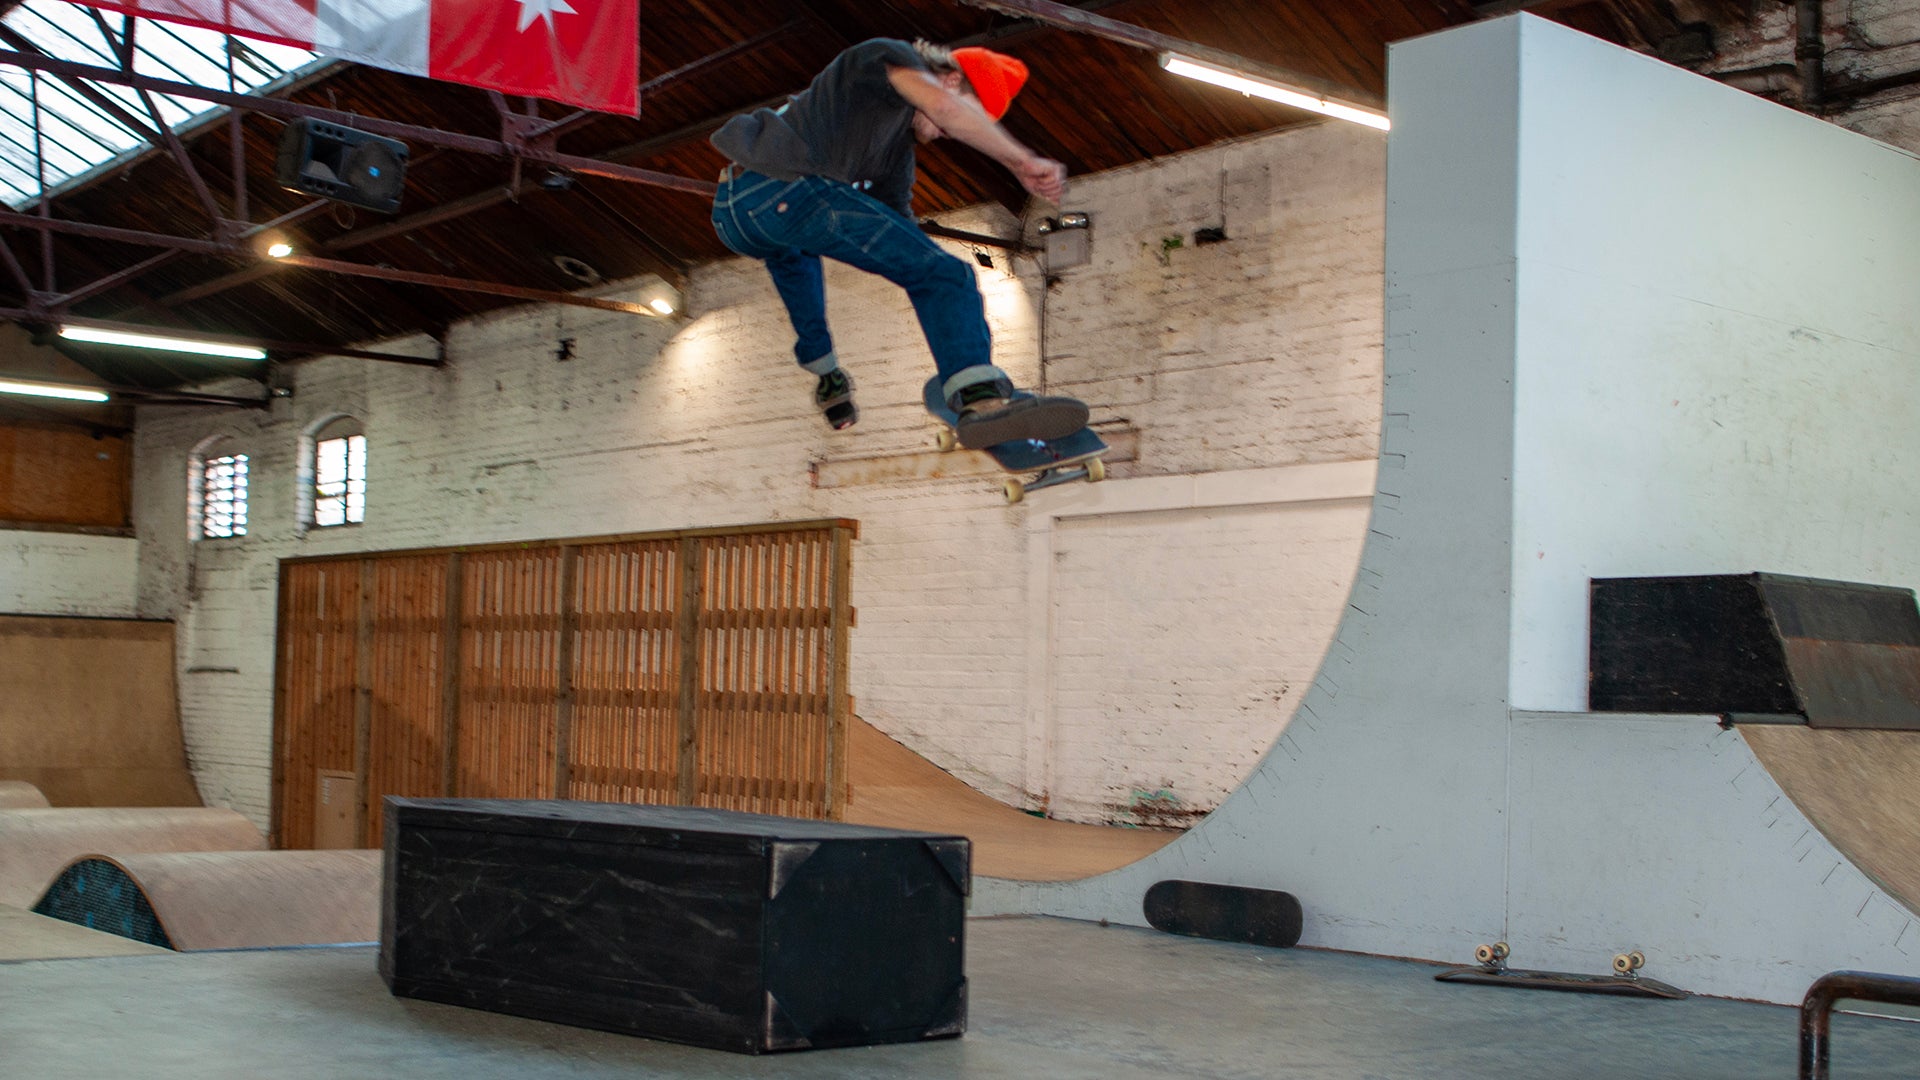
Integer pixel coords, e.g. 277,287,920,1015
3,915,1915,1079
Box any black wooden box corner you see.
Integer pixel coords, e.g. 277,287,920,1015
379,797,970,1054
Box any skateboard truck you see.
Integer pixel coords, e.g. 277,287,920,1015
923,377,1108,503
1437,942,1687,1000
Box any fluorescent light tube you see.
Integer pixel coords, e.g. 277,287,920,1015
59,325,268,360
0,378,110,402
1160,53,1391,132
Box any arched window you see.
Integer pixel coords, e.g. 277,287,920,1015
191,437,250,540
312,416,366,528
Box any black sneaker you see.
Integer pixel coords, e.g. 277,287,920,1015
814,369,857,430
953,391,1090,450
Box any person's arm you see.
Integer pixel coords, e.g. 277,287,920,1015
886,65,1067,202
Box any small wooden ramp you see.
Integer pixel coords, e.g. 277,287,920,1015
0,807,264,907
1742,726,1920,917
0,780,50,808
0,903,169,961
33,850,381,951
843,719,1178,881
0,615,200,807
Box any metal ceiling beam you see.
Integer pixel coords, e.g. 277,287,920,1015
27,25,790,319
0,209,664,318
953,0,1383,109
0,25,160,143
0,48,720,196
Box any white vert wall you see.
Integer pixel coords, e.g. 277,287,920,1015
131,121,1387,829
990,15,1920,1007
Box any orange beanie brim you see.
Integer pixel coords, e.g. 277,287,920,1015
952,47,1029,120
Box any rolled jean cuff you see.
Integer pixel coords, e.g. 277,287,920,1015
800,350,839,375
941,365,1010,401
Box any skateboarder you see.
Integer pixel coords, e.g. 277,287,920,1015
710,38,1088,448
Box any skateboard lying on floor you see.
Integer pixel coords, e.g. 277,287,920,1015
1434,941,1689,999
922,376,1107,504
1143,879,1303,949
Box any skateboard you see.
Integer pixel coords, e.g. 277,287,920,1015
1142,879,1304,949
922,376,1107,504
1434,941,1689,999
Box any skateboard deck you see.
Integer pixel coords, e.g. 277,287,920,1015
922,377,1107,503
1142,879,1303,949
1435,943,1688,999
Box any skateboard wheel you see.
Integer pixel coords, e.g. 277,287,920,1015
1086,457,1107,483
934,428,958,452
1492,942,1509,961
1612,953,1635,974
1629,951,1645,971
1475,943,1500,965
1003,479,1025,504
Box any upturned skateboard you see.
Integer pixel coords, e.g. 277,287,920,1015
922,376,1107,504
1142,879,1304,949
1434,941,1689,999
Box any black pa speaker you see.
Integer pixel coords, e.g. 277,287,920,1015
275,118,408,214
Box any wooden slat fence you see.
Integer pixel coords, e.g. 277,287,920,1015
271,520,856,849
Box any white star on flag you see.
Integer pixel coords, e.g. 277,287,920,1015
513,0,579,33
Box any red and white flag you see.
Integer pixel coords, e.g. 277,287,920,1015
65,0,640,115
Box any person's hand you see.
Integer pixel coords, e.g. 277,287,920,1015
1014,155,1067,203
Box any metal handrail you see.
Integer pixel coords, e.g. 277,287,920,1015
1800,970,1920,1080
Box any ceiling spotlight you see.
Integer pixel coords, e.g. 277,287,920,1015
59,325,268,361
648,297,675,316
267,242,293,258
0,377,110,403
1159,52,1391,132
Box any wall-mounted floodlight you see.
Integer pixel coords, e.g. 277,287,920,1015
59,325,268,360
635,277,682,317
0,377,110,403
1159,53,1391,132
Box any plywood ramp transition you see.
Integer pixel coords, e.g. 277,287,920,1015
0,807,264,907
0,615,200,807
0,780,50,808
37,850,381,950
844,719,1179,881
1742,726,1920,915
0,902,169,961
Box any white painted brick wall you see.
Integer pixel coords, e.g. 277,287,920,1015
127,122,1390,830
116,59,1920,832
0,529,137,616
1047,498,1372,826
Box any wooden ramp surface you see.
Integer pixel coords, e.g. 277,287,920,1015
48,849,382,951
0,807,264,907
0,780,50,808
1742,726,1920,916
0,615,199,807
0,902,169,961
844,719,1179,881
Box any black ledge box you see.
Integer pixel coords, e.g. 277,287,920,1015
379,797,970,1054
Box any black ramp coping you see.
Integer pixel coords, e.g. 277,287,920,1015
1589,573,1920,729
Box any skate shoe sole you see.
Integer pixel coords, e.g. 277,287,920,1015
824,400,859,430
955,396,1090,450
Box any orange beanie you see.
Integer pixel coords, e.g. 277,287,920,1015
952,47,1029,120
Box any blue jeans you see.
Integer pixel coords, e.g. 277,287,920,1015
711,169,1005,397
